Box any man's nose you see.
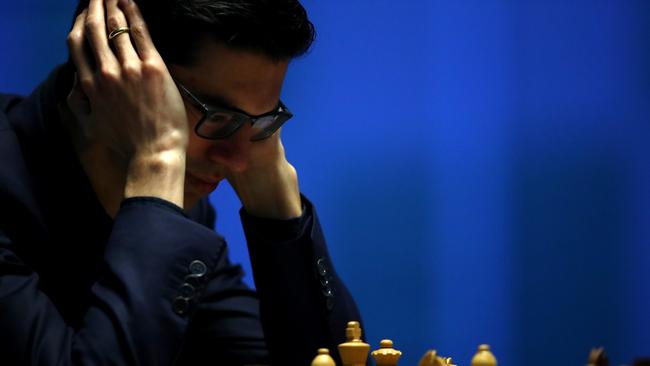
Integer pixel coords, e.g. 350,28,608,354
207,125,251,172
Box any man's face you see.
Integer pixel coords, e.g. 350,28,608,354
169,41,289,208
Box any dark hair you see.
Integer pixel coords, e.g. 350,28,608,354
72,0,316,65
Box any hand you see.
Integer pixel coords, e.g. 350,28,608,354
66,0,188,207
67,0,187,158
226,129,303,219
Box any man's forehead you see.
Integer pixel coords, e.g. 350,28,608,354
186,40,288,77
171,41,289,114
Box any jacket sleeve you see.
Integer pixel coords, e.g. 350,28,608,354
0,197,226,366
240,195,363,366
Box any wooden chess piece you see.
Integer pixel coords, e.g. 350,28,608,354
312,348,337,366
418,350,448,366
338,321,370,366
371,339,402,366
418,350,440,366
471,344,497,366
442,357,457,366
587,347,609,366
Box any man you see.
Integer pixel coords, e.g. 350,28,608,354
0,0,362,364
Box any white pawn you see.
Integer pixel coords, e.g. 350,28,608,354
312,348,336,366
471,344,497,366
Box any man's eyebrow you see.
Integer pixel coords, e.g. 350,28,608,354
197,92,282,117
194,90,240,111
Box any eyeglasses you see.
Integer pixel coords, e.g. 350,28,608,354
177,83,293,142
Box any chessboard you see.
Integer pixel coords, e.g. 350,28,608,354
311,321,650,366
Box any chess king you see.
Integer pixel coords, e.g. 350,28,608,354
0,0,364,364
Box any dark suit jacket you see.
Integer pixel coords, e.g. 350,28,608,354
0,64,361,365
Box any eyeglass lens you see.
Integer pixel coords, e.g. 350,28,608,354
198,111,285,140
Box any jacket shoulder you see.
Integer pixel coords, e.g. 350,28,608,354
0,93,39,233
0,93,24,159
0,93,24,130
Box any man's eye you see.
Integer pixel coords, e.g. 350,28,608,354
252,115,276,130
207,112,235,125
198,113,236,136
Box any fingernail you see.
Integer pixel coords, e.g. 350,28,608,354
119,0,131,6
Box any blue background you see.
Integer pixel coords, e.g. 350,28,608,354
2,1,649,365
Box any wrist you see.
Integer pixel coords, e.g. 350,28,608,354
128,149,185,173
124,149,186,207
235,161,302,219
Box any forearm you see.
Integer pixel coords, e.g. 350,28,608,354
241,196,363,365
0,200,224,365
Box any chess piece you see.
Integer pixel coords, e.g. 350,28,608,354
371,339,402,366
418,350,457,366
312,348,337,366
443,357,457,366
418,350,447,366
471,344,497,366
338,321,370,366
418,350,440,366
587,347,609,366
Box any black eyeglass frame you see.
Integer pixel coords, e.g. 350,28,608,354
177,83,293,141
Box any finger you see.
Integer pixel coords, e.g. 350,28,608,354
120,0,158,60
67,10,93,86
106,0,139,63
85,0,118,68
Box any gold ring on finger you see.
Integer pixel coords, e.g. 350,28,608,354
108,27,130,40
